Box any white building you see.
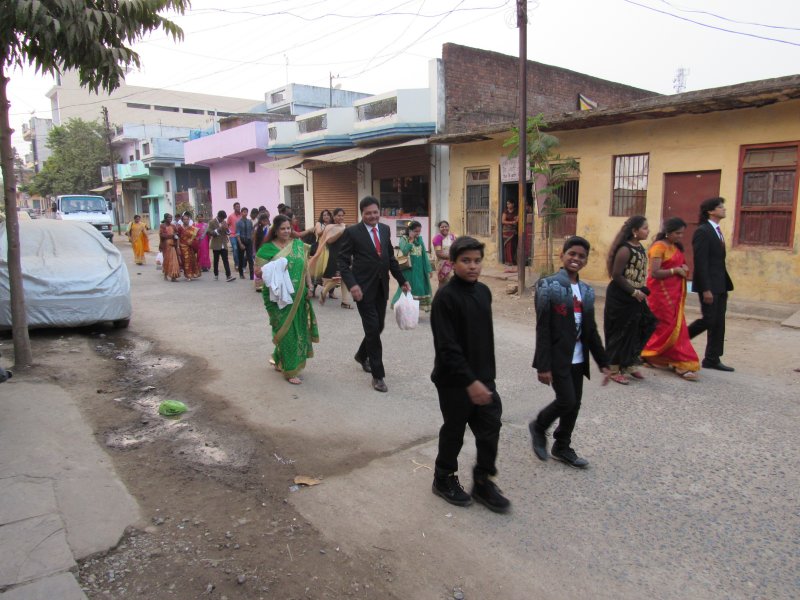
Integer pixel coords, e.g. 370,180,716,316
21,116,54,173
46,70,261,130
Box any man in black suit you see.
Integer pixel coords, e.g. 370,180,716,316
688,197,735,372
338,196,410,392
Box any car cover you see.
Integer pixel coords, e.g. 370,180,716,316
0,220,132,328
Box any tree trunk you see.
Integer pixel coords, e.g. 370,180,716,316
0,66,33,368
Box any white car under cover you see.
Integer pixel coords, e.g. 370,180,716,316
0,220,132,328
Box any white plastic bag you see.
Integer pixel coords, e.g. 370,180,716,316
395,291,419,330
155,251,163,266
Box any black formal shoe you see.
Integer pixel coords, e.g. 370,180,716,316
550,446,589,469
354,355,371,373
471,478,511,514
702,360,735,372
528,421,548,461
432,474,472,507
372,378,388,393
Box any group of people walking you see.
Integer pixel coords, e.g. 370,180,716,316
603,196,734,385
126,193,734,517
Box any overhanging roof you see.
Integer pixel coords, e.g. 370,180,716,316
430,74,800,144
89,184,112,193
261,155,307,170
261,138,428,170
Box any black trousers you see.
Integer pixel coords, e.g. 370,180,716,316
688,292,727,362
535,364,585,449
355,286,388,379
237,239,254,278
435,385,502,477
212,248,232,278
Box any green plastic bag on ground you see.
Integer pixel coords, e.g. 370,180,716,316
158,400,188,417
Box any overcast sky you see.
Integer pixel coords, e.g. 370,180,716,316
7,0,800,154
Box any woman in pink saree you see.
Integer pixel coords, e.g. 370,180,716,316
642,217,700,381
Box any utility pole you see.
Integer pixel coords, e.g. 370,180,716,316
102,106,122,234
516,0,528,291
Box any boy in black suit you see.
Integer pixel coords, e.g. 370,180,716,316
688,197,735,372
529,237,610,469
430,236,510,513
337,196,410,393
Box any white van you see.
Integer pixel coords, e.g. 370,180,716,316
52,194,115,241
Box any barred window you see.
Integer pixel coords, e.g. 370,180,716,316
612,154,648,216
465,169,490,236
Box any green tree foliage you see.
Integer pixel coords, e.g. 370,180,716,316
504,114,580,273
1,0,188,367
27,119,110,197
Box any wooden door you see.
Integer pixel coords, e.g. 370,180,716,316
662,170,721,276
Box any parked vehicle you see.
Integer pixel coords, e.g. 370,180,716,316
50,194,114,241
17,207,38,219
0,220,132,329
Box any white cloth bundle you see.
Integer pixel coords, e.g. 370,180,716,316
262,258,294,309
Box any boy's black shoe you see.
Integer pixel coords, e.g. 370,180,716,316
354,355,371,373
551,446,589,469
471,478,511,514
528,421,548,461
432,474,472,507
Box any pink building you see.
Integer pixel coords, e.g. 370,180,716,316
183,121,280,217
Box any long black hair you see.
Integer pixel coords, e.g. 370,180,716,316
266,214,292,243
607,215,647,277
318,209,333,224
655,217,687,251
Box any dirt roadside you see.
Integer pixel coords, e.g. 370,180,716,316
8,330,401,600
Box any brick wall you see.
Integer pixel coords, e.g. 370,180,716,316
442,43,658,134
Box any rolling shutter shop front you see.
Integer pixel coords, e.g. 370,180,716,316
310,165,359,223
369,146,430,181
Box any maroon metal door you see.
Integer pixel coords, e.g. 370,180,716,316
662,170,721,276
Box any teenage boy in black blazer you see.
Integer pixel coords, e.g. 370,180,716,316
529,236,610,469
337,196,410,393
688,197,735,372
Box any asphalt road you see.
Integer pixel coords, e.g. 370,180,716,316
123,244,800,600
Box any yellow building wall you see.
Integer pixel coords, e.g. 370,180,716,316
447,100,800,304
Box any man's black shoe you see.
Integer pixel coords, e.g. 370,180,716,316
471,478,511,514
372,378,388,393
550,446,589,469
432,474,472,507
355,355,371,373
528,421,548,461
702,360,735,372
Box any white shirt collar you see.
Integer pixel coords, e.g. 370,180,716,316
364,222,379,237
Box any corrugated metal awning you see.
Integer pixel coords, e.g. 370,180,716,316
261,138,429,170
261,155,307,170
89,184,113,193
316,138,428,164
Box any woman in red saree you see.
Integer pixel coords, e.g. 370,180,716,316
177,213,200,280
642,217,700,381
159,214,181,282
501,200,518,266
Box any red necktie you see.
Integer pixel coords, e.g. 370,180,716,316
371,227,382,256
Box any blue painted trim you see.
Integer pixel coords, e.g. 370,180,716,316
349,122,436,142
293,135,354,152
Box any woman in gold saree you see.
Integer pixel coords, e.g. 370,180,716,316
158,213,180,281
177,213,200,280
255,215,319,385
126,214,150,265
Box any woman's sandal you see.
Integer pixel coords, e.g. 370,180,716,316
609,373,630,385
674,369,698,381
628,370,645,380
287,377,302,385
340,302,353,309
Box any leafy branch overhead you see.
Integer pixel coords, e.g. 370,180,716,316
1,0,188,93
1,0,189,368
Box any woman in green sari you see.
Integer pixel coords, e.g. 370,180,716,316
255,215,319,385
391,220,433,312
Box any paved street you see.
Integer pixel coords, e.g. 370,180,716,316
115,240,800,600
